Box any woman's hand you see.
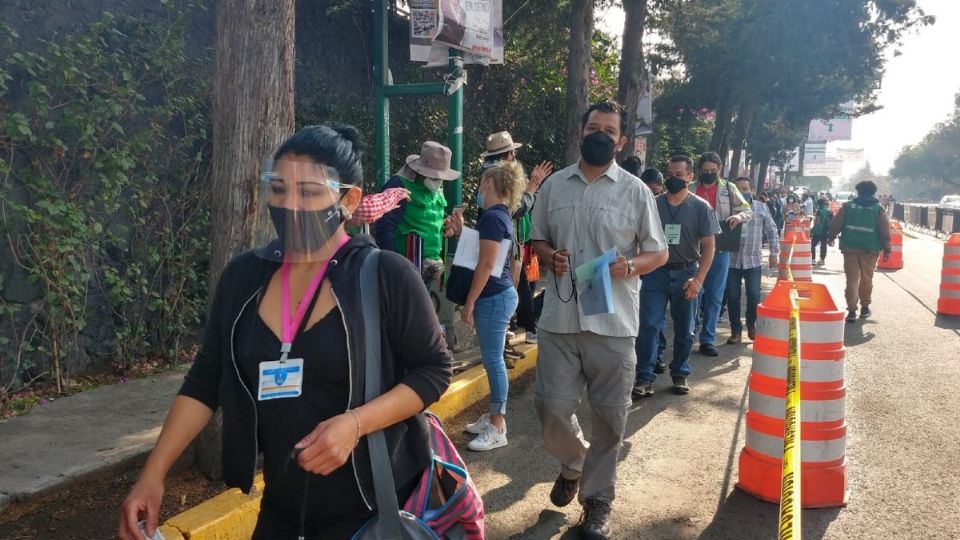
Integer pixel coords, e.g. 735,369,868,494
528,161,553,193
461,300,475,325
118,475,165,540
296,413,360,475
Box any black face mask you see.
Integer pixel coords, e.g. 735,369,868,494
580,131,617,166
665,176,687,194
699,172,718,184
269,203,343,254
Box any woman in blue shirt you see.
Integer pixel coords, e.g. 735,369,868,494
460,161,526,452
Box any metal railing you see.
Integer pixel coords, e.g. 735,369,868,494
892,203,960,237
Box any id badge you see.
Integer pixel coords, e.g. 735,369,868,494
664,224,682,245
258,358,304,401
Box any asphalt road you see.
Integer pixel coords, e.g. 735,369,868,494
452,232,960,539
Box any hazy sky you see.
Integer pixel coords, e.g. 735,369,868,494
599,0,960,177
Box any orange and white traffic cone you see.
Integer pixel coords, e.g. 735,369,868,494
938,233,960,316
778,231,813,282
737,280,848,508
877,222,904,270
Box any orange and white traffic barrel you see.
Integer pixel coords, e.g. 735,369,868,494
738,280,848,508
877,223,904,270
938,233,960,316
784,217,812,239
779,231,813,282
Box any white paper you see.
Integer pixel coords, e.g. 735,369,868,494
452,227,511,278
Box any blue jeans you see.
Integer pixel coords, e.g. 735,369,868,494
726,266,761,334
698,251,730,346
635,264,699,383
474,287,519,416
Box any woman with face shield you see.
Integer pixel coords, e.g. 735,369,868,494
118,124,453,540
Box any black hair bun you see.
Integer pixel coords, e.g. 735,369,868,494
325,122,366,154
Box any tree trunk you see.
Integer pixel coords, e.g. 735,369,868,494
564,0,595,164
709,87,734,153
756,159,770,193
197,0,296,480
727,107,752,178
616,0,649,162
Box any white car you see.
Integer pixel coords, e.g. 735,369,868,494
834,191,855,201
941,195,960,208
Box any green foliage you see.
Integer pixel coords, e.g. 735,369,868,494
0,3,211,392
891,91,960,200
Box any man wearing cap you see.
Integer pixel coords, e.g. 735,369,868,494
688,152,752,357
531,100,668,539
481,131,553,343
374,141,460,288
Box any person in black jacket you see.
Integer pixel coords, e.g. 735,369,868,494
119,124,453,540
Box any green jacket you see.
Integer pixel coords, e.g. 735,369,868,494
395,176,446,260
838,199,882,252
811,206,832,236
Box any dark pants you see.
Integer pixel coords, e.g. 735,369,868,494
516,269,538,333
636,264,699,383
252,501,371,540
726,266,762,335
811,235,828,261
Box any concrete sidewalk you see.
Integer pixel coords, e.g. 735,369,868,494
0,367,188,512
0,340,531,517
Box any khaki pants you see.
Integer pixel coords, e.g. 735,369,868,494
842,248,879,311
534,330,636,504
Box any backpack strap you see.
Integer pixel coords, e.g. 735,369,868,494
359,249,404,539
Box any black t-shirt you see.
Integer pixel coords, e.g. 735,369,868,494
476,204,514,298
238,303,371,527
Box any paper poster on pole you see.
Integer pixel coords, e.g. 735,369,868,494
409,0,441,63
634,74,653,136
808,118,852,142
410,0,503,65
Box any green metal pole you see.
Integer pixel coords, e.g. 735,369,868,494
373,0,390,190
445,49,464,210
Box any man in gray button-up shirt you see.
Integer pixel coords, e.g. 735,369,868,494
530,100,668,538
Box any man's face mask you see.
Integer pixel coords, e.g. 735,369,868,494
580,131,617,166
664,176,687,194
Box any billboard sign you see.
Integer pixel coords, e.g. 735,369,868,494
804,142,826,165
808,118,852,142
803,157,844,176
411,0,503,65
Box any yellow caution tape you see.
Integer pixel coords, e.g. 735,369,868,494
778,287,802,539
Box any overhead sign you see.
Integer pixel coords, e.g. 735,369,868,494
803,157,844,176
804,142,826,165
835,147,865,162
808,118,852,142
410,0,504,65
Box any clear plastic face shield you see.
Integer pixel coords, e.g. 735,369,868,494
254,157,361,263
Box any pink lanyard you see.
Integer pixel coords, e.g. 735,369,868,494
278,236,349,361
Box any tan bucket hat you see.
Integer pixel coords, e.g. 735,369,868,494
405,141,460,181
481,131,523,157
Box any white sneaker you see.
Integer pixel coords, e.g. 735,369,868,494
468,423,508,452
525,331,538,344
465,413,491,435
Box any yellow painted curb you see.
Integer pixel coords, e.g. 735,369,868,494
160,343,538,538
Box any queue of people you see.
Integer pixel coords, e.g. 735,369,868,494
119,99,895,540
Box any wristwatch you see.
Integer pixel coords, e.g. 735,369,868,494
625,259,636,276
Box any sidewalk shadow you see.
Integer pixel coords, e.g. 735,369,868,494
695,489,842,540
935,313,960,332
843,320,876,346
